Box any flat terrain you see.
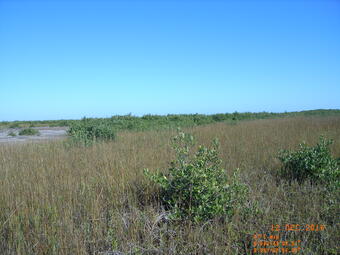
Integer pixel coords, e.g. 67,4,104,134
0,116,339,254
0,127,67,143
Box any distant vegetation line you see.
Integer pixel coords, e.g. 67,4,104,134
1,109,340,130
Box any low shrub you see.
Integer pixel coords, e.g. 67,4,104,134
8,131,16,137
67,118,116,146
144,131,248,222
18,128,40,136
278,136,339,186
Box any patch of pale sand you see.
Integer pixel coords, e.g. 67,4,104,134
0,127,68,143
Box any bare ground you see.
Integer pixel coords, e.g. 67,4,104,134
0,127,68,143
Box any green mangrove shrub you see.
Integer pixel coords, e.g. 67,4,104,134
144,132,248,222
18,128,40,136
67,118,116,145
278,136,339,186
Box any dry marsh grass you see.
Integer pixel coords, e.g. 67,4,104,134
0,116,339,254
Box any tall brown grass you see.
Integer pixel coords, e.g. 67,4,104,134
0,116,339,254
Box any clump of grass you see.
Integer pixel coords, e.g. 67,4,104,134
18,128,40,136
8,131,17,137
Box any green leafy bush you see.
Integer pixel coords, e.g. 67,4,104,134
144,132,248,222
67,118,116,146
278,136,339,186
8,131,16,137
18,128,40,136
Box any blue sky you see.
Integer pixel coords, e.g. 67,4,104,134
0,0,339,121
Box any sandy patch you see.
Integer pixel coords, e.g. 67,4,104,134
0,127,68,143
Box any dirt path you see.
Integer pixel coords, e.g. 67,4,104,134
0,127,68,143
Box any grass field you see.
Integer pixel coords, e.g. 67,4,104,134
0,115,339,254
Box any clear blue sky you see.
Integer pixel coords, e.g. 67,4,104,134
1,0,339,121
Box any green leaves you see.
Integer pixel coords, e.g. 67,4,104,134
278,136,339,187
145,131,248,222
18,128,40,136
67,118,116,146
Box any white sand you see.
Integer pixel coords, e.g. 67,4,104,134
0,127,68,143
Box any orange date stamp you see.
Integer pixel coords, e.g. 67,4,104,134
271,224,326,232
252,224,326,253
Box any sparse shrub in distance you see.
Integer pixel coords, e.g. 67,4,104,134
144,131,248,222
48,120,71,127
8,131,16,136
60,120,71,126
212,113,228,122
18,128,40,136
232,111,239,121
278,136,339,187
